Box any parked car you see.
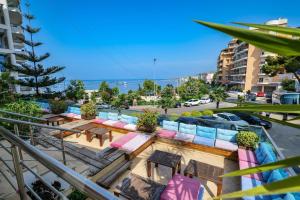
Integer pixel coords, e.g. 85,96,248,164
183,99,201,107
175,117,212,127
157,115,170,126
214,112,249,130
174,102,182,108
199,96,211,104
246,93,256,101
233,112,272,129
256,91,265,97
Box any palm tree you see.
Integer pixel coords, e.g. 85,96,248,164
209,87,228,109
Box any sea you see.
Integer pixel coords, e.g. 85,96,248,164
53,79,180,94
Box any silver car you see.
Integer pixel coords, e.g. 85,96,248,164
214,112,249,130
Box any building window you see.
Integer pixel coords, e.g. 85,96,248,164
259,78,264,83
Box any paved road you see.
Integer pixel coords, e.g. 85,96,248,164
130,102,236,114
268,122,300,158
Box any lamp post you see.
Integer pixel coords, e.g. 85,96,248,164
153,58,157,98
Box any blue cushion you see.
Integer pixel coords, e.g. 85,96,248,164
193,136,215,147
216,128,238,142
108,112,118,121
179,123,197,135
267,170,283,183
255,148,266,164
241,177,271,200
130,116,138,124
284,193,300,200
120,114,131,124
261,151,277,181
70,107,81,115
260,143,277,161
198,185,204,200
163,120,179,132
99,112,108,119
196,126,216,139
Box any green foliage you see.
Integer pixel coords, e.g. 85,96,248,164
169,113,180,121
66,80,86,102
158,85,176,114
137,109,158,133
181,112,192,117
281,79,296,92
98,81,119,104
49,100,67,114
190,110,202,117
4,100,42,117
236,131,259,148
111,94,128,110
202,109,214,116
177,77,208,100
3,3,65,96
0,72,16,106
67,189,87,200
209,86,228,108
80,102,96,119
237,95,246,107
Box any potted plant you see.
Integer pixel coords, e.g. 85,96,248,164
49,100,68,114
80,102,96,120
137,109,158,133
236,131,259,150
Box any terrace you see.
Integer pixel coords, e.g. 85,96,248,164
0,107,297,200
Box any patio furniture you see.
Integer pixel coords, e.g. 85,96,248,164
157,120,179,139
114,173,166,200
160,174,204,200
183,159,224,195
147,150,181,177
73,123,97,138
46,116,65,126
215,128,238,151
88,127,112,146
174,123,196,142
193,125,217,147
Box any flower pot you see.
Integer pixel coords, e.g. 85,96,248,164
81,114,95,120
238,145,254,151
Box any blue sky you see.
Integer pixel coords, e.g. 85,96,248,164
27,0,300,80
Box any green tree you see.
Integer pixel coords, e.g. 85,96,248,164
4,3,65,96
142,80,160,96
281,79,296,91
177,77,208,100
262,56,300,84
98,81,119,104
209,86,228,109
0,72,16,105
65,80,85,102
99,81,110,92
127,90,141,106
111,87,120,97
158,85,176,114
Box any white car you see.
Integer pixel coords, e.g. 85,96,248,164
199,97,211,104
213,112,249,130
183,99,201,107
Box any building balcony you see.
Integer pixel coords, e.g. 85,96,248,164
230,73,246,76
7,0,20,8
231,65,247,70
11,25,24,41
8,7,22,25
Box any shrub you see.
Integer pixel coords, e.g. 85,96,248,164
137,109,158,133
237,131,259,149
190,110,203,117
4,100,42,117
80,102,96,120
181,112,191,117
49,100,67,114
169,113,180,121
67,189,87,200
202,109,213,116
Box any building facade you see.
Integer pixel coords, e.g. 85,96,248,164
218,18,295,94
199,72,214,83
0,0,29,93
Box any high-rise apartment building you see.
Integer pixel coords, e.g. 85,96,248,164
0,0,28,93
217,18,294,93
216,39,239,84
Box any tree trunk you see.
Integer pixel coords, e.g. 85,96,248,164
216,101,220,109
164,108,168,115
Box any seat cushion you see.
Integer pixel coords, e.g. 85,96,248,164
196,126,217,139
93,118,107,124
99,112,109,120
260,142,277,161
216,128,238,142
124,124,137,131
73,114,82,119
113,121,128,129
121,134,151,152
108,112,119,121
215,139,238,151
238,149,258,164
241,177,271,200
179,123,197,135
163,120,179,132
193,136,215,147
239,160,263,180
120,114,132,124
160,174,202,200
103,120,118,126
175,132,195,142
157,129,177,139
261,151,277,181
110,132,138,148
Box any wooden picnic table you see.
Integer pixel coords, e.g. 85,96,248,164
73,123,97,138
147,150,182,177
184,159,224,195
46,116,65,126
88,127,112,146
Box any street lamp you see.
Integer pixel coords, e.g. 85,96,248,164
153,58,157,97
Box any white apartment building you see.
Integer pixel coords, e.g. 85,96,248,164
0,0,29,93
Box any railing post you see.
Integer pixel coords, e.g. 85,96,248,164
29,125,35,146
60,131,67,165
14,124,23,160
11,145,27,200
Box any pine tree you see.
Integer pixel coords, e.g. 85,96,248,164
4,2,65,96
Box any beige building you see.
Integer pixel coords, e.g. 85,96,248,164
218,18,294,93
216,39,238,84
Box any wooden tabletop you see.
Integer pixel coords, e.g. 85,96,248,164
88,127,110,135
73,123,97,131
147,150,182,168
184,159,224,183
47,116,65,122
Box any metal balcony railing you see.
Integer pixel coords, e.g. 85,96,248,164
0,116,118,200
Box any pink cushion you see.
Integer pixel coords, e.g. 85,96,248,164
160,174,201,200
73,114,82,119
121,134,151,152
110,132,138,148
93,118,107,124
113,121,128,128
239,160,263,180
124,124,137,131
238,149,258,164
103,120,118,126
157,129,177,139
